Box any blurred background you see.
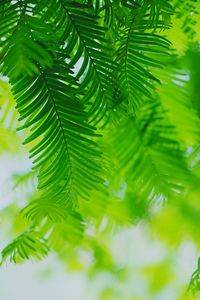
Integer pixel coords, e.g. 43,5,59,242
0,152,199,300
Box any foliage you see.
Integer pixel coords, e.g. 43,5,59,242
0,0,200,299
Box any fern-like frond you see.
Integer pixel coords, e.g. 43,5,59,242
110,100,190,203
47,211,85,248
116,29,170,111
1,229,49,264
34,0,115,125
0,1,55,78
154,63,200,147
12,55,102,200
137,0,173,29
23,192,71,223
23,200,85,251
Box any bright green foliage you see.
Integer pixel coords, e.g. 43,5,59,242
0,0,200,298
1,229,49,264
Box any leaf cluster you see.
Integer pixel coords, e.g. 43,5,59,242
0,2,200,291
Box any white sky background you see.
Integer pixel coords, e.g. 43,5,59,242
0,257,87,300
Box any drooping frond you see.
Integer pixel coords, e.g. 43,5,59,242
0,1,105,204
0,229,49,264
99,0,173,29
154,62,200,148
23,201,85,250
47,211,85,248
34,0,115,125
110,99,190,203
115,19,171,111
23,192,72,223
0,1,55,78
12,55,102,200
138,0,173,29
